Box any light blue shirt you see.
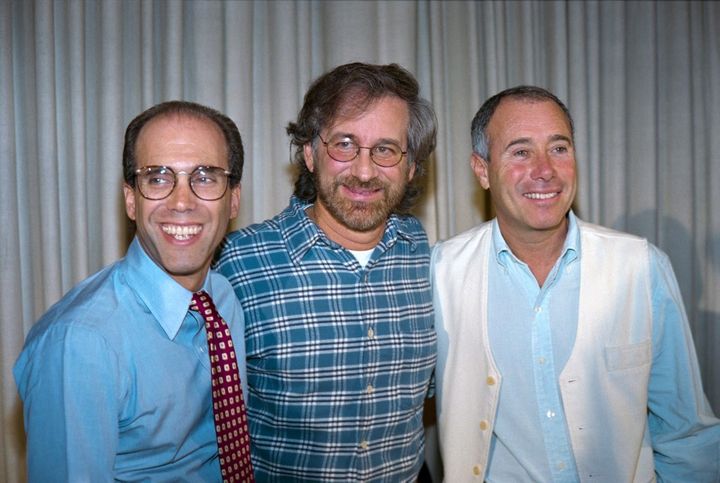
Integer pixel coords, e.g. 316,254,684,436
485,212,718,481
14,237,247,482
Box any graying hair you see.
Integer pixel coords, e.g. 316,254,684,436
470,85,574,161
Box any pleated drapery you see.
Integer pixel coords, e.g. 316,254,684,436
2,1,718,481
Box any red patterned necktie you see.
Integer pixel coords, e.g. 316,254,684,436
190,291,254,483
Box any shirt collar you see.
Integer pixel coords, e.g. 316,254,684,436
122,237,211,340
492,211,580,268
280,196,419,264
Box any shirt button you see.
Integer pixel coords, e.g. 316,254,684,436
479,420,489,431
546,410,556,418
367,327,375,338
366,384,374,394
538,357,546,365
534,306,542,313
557,461,566,470
486,376,496,386
360,440,369,450
472,464,482,476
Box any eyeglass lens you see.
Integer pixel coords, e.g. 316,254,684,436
320,135,406,167
135,166,230,201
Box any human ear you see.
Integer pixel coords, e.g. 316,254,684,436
303,143,315,172
471,152,490,190
123,183,137,221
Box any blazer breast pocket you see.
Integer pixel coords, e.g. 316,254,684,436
604,340,651,372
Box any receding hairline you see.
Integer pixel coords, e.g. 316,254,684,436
487,97,573,149
135,112,230,159
494,96,572,126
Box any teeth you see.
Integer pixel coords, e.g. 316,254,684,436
162,225,201,240
525,192,558,200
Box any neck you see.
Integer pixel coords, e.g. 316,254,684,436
307,205,384,251
499,218,569,287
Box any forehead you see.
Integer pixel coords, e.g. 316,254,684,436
136,114,228,167
326,96,409,139
489,98,572,141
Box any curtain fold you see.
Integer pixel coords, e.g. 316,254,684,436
2,1,718,481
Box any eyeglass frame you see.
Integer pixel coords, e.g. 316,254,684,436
132,165,235,201
317,134,408,168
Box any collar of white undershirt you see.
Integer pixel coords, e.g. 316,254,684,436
348,248,374,268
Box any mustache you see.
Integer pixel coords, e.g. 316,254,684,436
337,176,385,191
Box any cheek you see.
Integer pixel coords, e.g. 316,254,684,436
493,164,522,186
320,162,349,183
562,163,577,177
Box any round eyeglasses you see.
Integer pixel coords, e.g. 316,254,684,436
318,134,407,168
133,165,234,201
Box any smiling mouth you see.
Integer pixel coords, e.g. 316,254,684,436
524,192,559,200
162,224,201,240
346,186,382,195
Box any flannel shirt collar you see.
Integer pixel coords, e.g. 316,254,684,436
281,196,420,266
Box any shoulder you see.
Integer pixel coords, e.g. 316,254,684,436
574,219,659,286
220,202,301,252
15,262,130,382
20,260,137,354
31,263,127,336
214,205,305,289
433,220,493,259
217,215,286,271
394,213,425,234
577,218,647,244
392,214,430,251
576,219,673,265
225,216,283,245
576,218,651,256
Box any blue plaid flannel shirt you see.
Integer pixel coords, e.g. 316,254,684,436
215,197,436,482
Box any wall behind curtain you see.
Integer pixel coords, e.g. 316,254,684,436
1,1,718,481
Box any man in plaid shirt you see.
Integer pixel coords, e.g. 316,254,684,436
215,62,437,481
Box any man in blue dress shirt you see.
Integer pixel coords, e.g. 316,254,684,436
14,101,247,481
215,62,437,481
432,86,720,482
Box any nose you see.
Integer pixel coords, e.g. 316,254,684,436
166,174,196,211
530,152,555,181
349,147,378,181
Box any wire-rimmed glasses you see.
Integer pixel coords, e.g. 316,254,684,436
133,165,233,201
318,134,407,167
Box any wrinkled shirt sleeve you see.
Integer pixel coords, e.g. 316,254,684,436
647,246,720,481
14,322,121,482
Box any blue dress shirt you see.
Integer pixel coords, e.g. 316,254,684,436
214,197,437,482
14,237,247,482
485,212,719,481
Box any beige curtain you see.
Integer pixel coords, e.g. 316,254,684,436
2,1,718,481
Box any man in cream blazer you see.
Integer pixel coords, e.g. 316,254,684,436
432,86,719,482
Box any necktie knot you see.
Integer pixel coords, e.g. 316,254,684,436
190,290,212,313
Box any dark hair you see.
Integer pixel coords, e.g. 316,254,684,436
470,85,574,160
123,100,244,187
287,62,437,213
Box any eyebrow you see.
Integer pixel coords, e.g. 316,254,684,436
503,134,573,151
329,132,404,146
